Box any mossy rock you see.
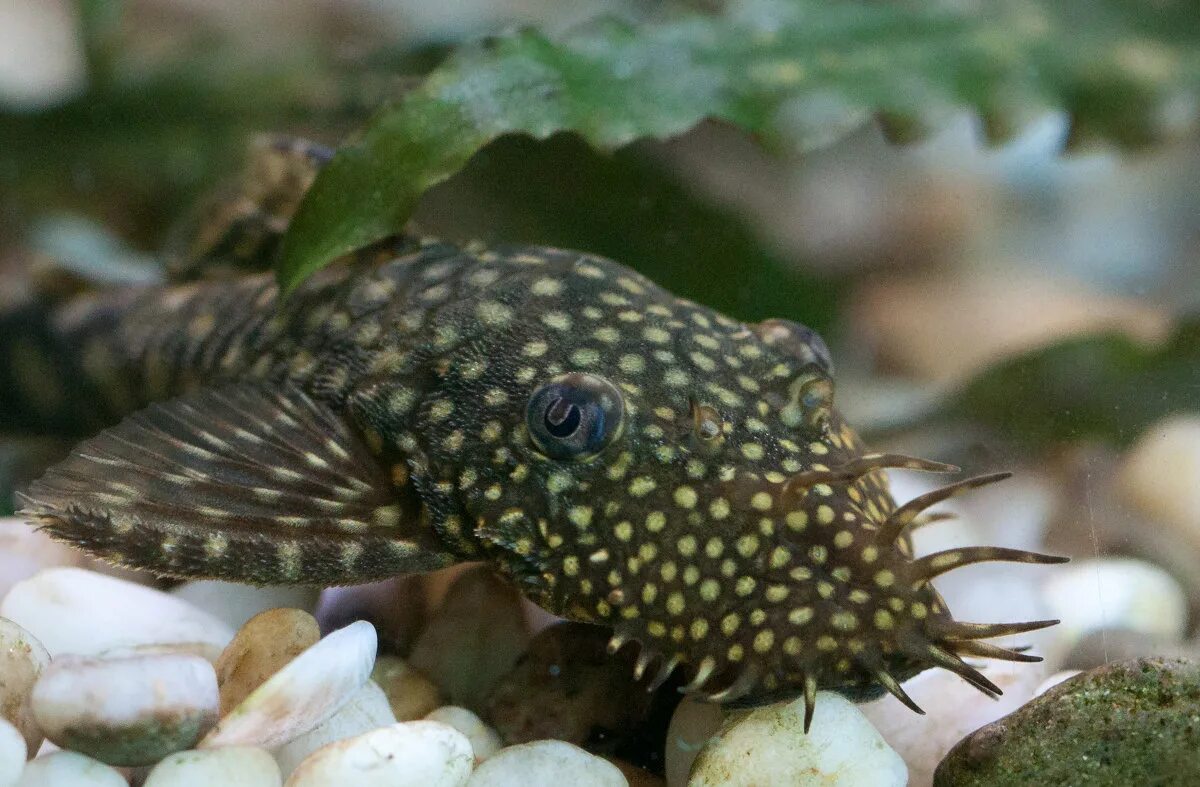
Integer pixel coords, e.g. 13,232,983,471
934,657,1200,786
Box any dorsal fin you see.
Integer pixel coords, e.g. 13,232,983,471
19,384,458,585
163,135,333,282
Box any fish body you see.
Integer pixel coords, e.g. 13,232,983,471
2,145,1063,721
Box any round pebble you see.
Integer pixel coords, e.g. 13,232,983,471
215,608,321,716
408,566,530,712
0,518,89,603
275,680,396,779
285,721,473,787
1,568,234,661
372,656,442,721
1118,414,1200,534
143,746,282,787
0,718,26,787
201,620,377,750
691,691,906,787
664,698,723,787
466,740,626,786
425,706,502,762
0,618,49,756
31,653,218,766
1041,557,1187,663
15,751,126,786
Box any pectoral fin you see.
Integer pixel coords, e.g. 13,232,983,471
20,384,457,585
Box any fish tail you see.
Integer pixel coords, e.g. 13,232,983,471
0,296,113,435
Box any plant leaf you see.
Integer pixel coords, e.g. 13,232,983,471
947,318,1200,447
277,0,1200,290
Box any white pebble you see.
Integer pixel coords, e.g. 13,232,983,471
144,746,282,787
467,740,625,787
1,568,234,661
274,680,396,778
425,706,502,762
32,653,218,766
0,618,49,756
0,718,26,787
664,698,722,787
1041,557,1187,664
1118,414,1200,533
691,691,906,787
0,519,87,603
861,661,1045,787
201,621,377,750
171,581,320,632
15,751,125,786
286,721,473,787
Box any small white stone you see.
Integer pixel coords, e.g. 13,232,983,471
15,751,126,786
467,740,626,787
0,519,87,602
1,568,234,661
425,706,501,762
0,718,26,787
31,653,218,766
1041,557,1187,664
144,746,282,787
171,582,320,632
201,621,377,750
664,698,723,787
861,661,1046,787
1034,670,1082,697
285,721,473,787
691,691,906,787
274,681,396,778
1118,414,1200,534
0,618,49,756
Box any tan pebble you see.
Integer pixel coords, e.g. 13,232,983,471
372,656,441,721
424,706,502,762
215,608,320,716
200,621,376,750
609,757,665,786
0,617,49,756
408,566,530,712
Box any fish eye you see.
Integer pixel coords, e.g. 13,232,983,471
754,318,834,376
527,373,624,461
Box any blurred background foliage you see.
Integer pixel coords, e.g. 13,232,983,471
2,0,1200,519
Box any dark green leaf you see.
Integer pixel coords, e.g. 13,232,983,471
948,318,1200,447
278,0,1200,290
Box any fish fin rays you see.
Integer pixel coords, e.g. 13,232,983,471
20,383,455,584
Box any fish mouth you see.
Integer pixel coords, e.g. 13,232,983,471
608,455,1068,732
